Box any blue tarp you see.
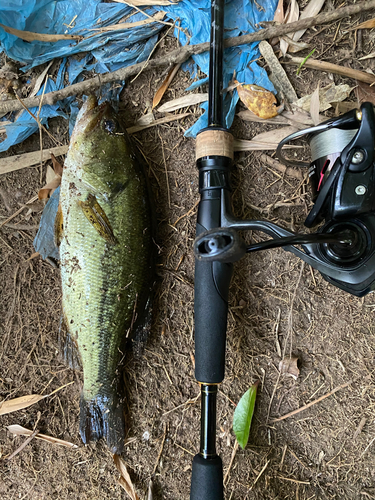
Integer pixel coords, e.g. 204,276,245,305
0,0,277,150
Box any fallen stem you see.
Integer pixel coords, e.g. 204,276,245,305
273,379,354,422
0,0,373,114
283,56,375,85
6,429,39,460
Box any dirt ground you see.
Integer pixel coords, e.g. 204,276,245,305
1,4,375,500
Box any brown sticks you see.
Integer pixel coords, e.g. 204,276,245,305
283,56,375,85
0,0,374,114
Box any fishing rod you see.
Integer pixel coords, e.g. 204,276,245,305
191,0,375,497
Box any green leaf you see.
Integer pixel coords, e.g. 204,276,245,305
233,381,259,450
296,48,316,76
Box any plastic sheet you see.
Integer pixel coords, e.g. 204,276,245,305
0,0,277,150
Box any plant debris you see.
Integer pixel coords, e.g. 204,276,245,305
279,355,300,380
113,454,140,500
7,425,78,448
235,80,280,119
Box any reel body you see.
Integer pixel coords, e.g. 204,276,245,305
193,103,375,297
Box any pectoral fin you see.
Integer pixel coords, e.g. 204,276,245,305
79,193,118,245
54,203,64,247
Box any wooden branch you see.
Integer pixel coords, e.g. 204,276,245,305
283,56,375,85
0,0,373,114
0,145,69,175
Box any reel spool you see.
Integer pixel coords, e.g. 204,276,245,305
308,127,357,200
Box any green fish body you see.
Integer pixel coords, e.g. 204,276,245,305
59,96,153,453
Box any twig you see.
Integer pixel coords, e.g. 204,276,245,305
250,460,270,490
158,129,170,208
2,224,39,231
353,417,367,440
283,56,375,85
223,441,239,485
360,436,375,459
172,200,199,226
131,19,176,83
38,78,49,183
6,429,39,460
259,154,303,180
115,2,189,36
162,394,199,416
266,262,304,423
0,195,38,228
273,378,354,422
152,423,167,475
277,476,310,485
13,93,62,146
0,0,374,114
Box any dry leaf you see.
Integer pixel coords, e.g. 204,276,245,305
235,80,279,119
38,155,64,200
310,83,320,126
29,61,53,99
38,174,61,200
135,112,155,127
158,93,208,113
234,126,301,151
279,356,300,380
51,153,64,176
0,23,81,42
253,126,298,143
7,425,78,448
280,0,299,56
355,80,375,106
0,394,45,415
147,479,154,500
295,83,353,113
152,64,181,110
113,455,140,500
351,17,375,30
126,112,190,134
291,0,326,44
273,0,284,23
45,165,56,185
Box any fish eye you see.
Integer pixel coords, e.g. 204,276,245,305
103,118,119,134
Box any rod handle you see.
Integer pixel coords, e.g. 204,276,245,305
194,259,232,383
190,454,224,500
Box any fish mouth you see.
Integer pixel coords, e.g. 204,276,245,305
72,95,113,140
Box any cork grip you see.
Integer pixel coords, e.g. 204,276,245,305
196,130,234,161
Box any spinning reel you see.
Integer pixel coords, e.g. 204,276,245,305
194,102,375,297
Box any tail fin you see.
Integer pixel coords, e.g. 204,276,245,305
79,392,125,454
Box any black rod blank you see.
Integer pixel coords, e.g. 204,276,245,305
208,0,225,128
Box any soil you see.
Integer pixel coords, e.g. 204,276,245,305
1,4,375,500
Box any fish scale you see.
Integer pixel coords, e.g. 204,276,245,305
59,96,153,453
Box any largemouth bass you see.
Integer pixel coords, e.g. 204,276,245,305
59,95,153,453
